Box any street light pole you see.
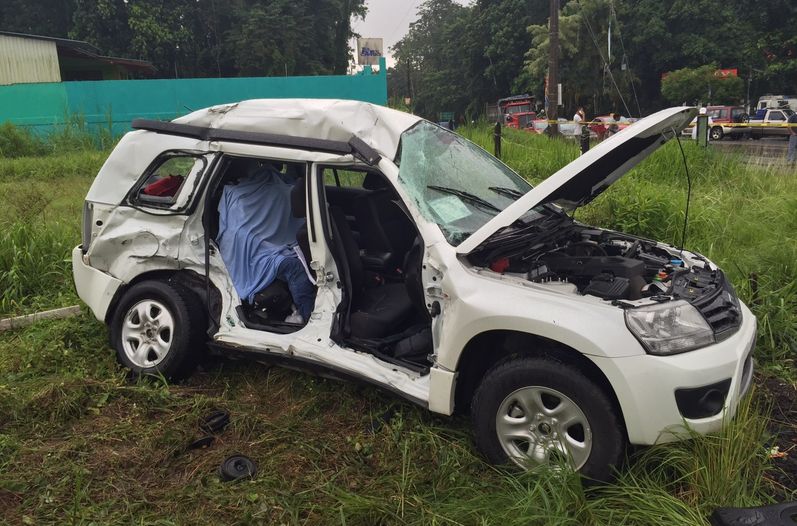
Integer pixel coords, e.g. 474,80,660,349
547,0,560,136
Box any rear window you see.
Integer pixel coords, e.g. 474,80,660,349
132,152,208,210
708,108,726,119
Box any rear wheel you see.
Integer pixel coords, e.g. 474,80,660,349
471,356,626,482
110,280,205,380
710,126,723,141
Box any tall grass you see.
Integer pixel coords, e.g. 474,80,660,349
0,152,103,317
0,115,117,159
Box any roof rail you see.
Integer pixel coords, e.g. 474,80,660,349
131,119,382,165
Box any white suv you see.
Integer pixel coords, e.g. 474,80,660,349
73,100,756,481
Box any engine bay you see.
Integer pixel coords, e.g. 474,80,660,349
469,216,725,303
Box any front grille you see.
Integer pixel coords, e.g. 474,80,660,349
692,273,742,340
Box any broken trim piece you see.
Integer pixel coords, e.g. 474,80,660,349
131,119,380,165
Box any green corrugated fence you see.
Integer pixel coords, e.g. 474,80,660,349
0,58,387,136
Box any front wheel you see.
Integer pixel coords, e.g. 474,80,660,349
710,126,723,141
471,356,626,482
110,280,205,380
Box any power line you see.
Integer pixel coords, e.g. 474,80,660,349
580,5,632,117
610,1,642,116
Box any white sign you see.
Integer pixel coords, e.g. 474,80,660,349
357,38,383,66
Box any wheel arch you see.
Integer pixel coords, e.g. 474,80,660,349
104,269,218,330
453,329,627,436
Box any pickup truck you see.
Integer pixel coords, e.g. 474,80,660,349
734,108,795,139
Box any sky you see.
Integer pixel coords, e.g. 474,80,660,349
351,0,470,69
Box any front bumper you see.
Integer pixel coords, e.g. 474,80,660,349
592,301,757,445
72,245,122,322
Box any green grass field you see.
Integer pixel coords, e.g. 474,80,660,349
0,127,794,524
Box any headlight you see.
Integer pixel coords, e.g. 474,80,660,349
625,300,714,355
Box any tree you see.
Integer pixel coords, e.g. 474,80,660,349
66,0,367,78
661,65,743,105
0,0,75,37
392,0,470,118
521,0,640,116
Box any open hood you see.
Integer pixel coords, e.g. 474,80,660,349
456,106,697,255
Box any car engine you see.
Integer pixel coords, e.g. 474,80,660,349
468,216,726,303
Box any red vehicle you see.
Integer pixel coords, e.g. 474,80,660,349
706,106,747,140
498,94,536,130
589,115,634,140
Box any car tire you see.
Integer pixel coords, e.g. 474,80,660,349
471,356,625,483
710,126,723,141
110,280,206,380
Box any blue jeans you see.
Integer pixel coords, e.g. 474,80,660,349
276,256,315,320
789,135,797,163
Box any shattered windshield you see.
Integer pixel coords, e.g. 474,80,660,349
396,121,541,245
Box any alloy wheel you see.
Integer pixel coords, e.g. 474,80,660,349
121,299,175,367
495,386,592,470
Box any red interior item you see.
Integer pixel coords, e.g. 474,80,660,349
490,257,510,273
143,175,183,197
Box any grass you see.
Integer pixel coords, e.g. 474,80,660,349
0,126,794,523
0,151,106,317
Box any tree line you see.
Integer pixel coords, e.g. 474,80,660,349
0,0,366,78
389,0,797,119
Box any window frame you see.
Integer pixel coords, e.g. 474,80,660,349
127,150,211,214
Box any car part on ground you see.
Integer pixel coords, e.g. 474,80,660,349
186,435,215,450
200,409,231,434
219,455,258,482
710,500,797,526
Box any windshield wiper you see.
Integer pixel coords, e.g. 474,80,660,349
488,186,525,199
428,185,501,213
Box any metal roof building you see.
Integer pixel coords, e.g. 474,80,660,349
0,31,155,85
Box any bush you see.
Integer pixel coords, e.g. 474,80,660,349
0,116,118,159
0,122,46,158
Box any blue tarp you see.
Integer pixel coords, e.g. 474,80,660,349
217,167,305,303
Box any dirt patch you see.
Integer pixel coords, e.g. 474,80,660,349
759,373,797,496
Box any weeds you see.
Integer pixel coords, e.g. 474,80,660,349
0,116,118,159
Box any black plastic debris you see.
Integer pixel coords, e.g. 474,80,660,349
200,410,231,434
219,455,257,482
710,501,797,526
186,436,215,450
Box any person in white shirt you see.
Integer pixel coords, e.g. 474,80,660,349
573,106,585,136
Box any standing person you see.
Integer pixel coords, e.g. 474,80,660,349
572,106,585,137
788,110,797,164
606,113,621,137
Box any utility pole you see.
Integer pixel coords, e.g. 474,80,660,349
546,0,560,136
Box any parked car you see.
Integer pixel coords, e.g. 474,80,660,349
756,95,797,113
73,101,756,482
682,106,747,141
743,108,795,139
704,106,747,140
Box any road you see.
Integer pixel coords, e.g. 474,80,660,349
710,137,791,166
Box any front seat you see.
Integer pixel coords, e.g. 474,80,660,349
353,173,416,272
328,206,413,339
